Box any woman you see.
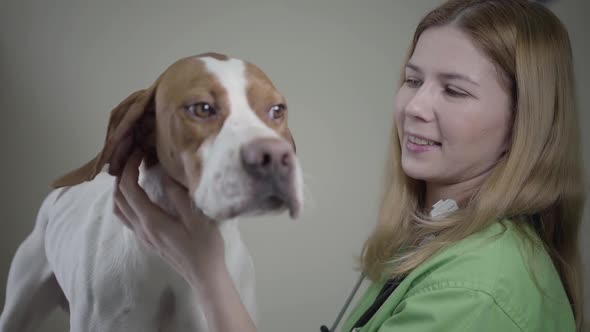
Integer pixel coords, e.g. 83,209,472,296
114,0,586,331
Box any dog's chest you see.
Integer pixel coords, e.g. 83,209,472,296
45,173,208,331
88,238,206,331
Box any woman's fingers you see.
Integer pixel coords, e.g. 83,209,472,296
113,202,133,230
162,174,212,231
117,150,186,248
162,175,193,219
114,180,137,225
114,179,156,247
109,134,134,176
113,150,228,287
119,150,170,223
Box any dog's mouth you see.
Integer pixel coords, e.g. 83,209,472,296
266,195,284,209
213,186,301,221
261,192,301,218
233,192,301,220
258,175,302,218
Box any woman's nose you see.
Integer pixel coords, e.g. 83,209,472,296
404,85,436,122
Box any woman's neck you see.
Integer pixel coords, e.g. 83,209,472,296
424,168,493,212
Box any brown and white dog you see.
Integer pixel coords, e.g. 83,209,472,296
0,53,304,332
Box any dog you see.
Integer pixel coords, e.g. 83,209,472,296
0,52,304,332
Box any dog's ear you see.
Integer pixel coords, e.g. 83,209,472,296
51,81,159,188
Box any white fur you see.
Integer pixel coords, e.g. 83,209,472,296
0,56,304,332
0,166,255,332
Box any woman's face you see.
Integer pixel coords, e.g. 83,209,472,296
395,25,512,187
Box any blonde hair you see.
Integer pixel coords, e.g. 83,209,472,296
360,0,586,329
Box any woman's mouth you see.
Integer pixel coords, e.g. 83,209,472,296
406,135,441,152
407,135,441,146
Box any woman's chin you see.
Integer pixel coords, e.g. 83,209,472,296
401,161,437,182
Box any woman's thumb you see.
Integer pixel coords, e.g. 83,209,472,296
162,175,195,220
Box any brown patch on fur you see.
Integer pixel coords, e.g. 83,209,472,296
133,102,159,168
154,56,230,194
245,62,296,152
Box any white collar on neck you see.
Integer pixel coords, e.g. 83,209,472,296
430,199,458,217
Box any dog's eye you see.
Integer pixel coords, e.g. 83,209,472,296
185,103,216,118
269,104,286,120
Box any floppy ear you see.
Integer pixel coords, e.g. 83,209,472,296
51,81,159,188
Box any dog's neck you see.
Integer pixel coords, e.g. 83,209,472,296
132,162,241,251
136,163,234,226
136,163,177,218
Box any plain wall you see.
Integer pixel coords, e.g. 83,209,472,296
1,0,588,331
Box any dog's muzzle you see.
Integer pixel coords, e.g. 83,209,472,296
240,137,300,218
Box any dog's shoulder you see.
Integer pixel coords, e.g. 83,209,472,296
43,171,115,219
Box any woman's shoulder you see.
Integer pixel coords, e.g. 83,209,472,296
405,220,574,330
411,221,549,287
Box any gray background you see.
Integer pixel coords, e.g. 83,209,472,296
1,0,588,331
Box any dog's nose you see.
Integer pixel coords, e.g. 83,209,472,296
240,138,294,177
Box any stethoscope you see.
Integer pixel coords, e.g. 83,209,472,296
320,272,366,332
320,199,458,332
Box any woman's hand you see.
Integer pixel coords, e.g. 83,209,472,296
113,150,225,287
113,150,258,332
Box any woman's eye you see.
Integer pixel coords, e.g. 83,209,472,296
269,104,286,120
444,86,469,98
185,102,217,118
404,78,422,88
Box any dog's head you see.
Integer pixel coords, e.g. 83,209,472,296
52,53,303,220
